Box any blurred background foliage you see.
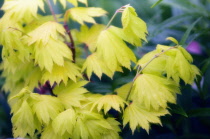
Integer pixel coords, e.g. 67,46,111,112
0,0,210,138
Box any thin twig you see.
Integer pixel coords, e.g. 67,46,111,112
64,24,76,63
125,46,177,101
105,11,119,29
46,0,58,22
8,27,30,37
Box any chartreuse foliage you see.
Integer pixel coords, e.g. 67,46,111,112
0,0,200,138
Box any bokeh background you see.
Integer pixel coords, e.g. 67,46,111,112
0,0,210,138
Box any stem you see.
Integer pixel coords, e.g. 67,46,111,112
125,46,176,102
125,83,134,102
46,0,58,22
125,66,141,101
64,24,76,63
105,10,119,29
8,27,30,37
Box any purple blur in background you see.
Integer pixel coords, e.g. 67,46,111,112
186,41,202,55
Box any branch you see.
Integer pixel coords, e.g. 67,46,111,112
46,0,58,22
64,24,76,63
125,46,177,101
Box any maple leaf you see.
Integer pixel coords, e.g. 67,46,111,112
12,101,36,138
101,118,121,139
54,80,89,108
72,110,113,139
24,14,64,32
64,7,107,25
0,16,32,69
76,24,105,52
114,82,132,100
52,108,76,136
26,21,66,46
91,95,127,114
96,26,136,73
42,61,82,85
82,53,113,79
1,0,44,22
123,102,169,133
137,50,167,76
33,39,72,72
32,95,64,125
10,88,41,138
41,123,70,139
121,5,148,46
131,73,180,110
156,45,200,84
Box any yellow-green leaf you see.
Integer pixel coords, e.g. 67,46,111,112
54,80,88,108
33,39,72,72
96,26,136,73
76,24,105,52
101,118,121,139
91,95,127,114
82,53,113,79
157,45,200,84
12,101,36,138
26,21,65,46
132,74,180,110
32,95,64,125
137,50,166,76
42,61,82,85
166,37,179,45
114,82,132,100
1,0,44,22
65,7,107,25
123,102,168,133
41,123,70,139
72,110,113,139
121,5,148,46
52,108,76,136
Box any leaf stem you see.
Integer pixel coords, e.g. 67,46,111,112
8,27,30,37
125,46,177,102
46,0,58,22
64,24,76,63
105,11,118,29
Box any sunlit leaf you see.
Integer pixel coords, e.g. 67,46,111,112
121,5,148,46
96,26,136,73
123,102,168,133
65,7,107,25
52,108,76,136
12,101,36,138
54,80,88,108
1,0,44,22
91,95,127,114
32,95,64,124
42,61,82,85
76,24,105,52
132,73,180,110
82,53,113,79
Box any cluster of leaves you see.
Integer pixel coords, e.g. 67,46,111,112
0,0,200,138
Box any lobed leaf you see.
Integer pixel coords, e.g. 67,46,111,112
121,5,148,46
65,7,107,25
42,61,82,85
91,95,127,114
96,26,136,73
131,73,180,110
123,102,168,133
